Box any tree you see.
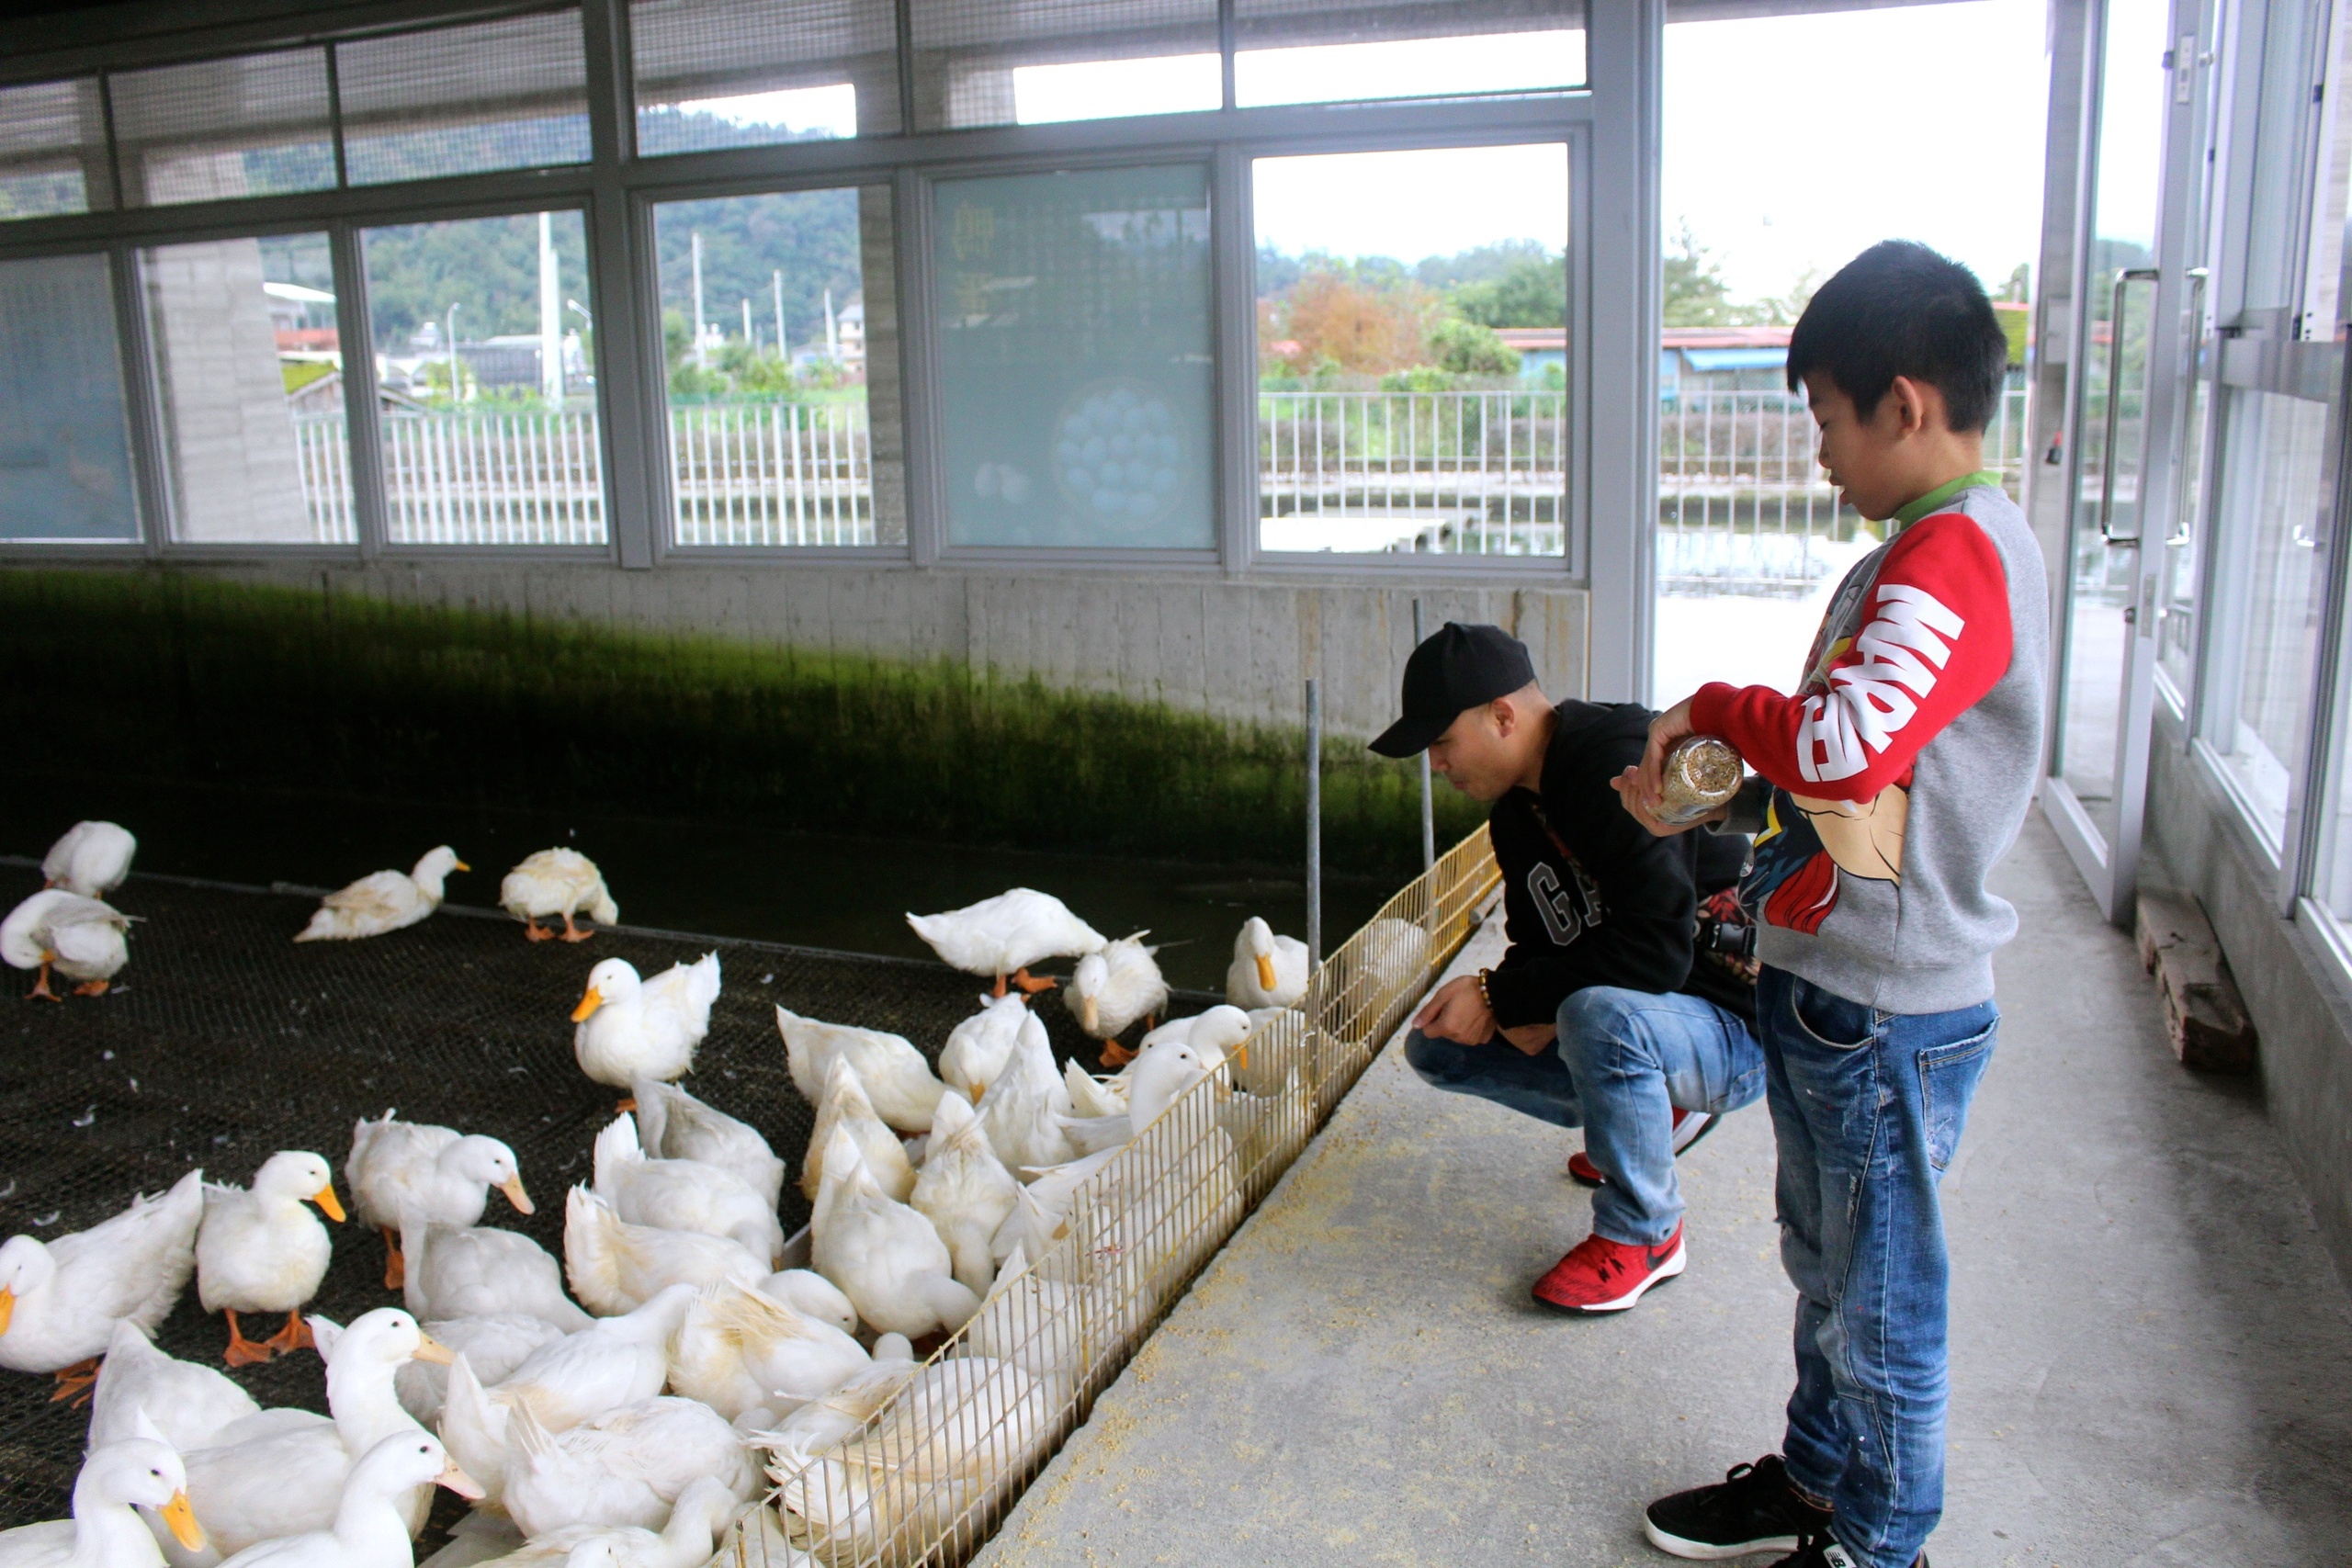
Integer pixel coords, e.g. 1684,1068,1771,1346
1451,254,1566,328
1663,220,1739,328
1272,268,1432,376
1426,317,1521,376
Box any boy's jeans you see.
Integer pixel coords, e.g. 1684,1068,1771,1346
1758,965,1999,1568
1401,986,1763,1247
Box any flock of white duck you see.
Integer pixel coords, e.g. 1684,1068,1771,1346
0,820,1396,1568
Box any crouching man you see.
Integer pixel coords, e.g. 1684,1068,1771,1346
1374,623,1762,1314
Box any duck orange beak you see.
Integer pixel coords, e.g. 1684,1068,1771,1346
0,1286,14,1337
571,987,604,1022
310,1185,345,1223
1256,953,1278,992
500,1175,535,1215
1234,1040,1250,1073
453,861,471,874
1080,996,1099,1034
410,1332,455,1366
436,1460,486,1501
161,1490,205,1551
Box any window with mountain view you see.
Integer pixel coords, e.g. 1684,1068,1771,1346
651,186,901,547
1253,142,1569,557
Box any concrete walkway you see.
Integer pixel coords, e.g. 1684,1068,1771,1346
974,811,2352,1567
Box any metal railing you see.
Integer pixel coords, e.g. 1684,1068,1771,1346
1658,379,2030,595
745,826,1504,1568
1257,389,1566,557
282,378,2030,576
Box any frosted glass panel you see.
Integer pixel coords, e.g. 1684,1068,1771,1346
0,253,138,541
934,164,1213,548
142,231,354,543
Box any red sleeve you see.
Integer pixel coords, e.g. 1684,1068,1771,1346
1687,510,2013,803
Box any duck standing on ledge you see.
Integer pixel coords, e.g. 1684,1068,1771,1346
500,850,617,943
2,890,132,1000
41,820,137,900
571,955,720,1107
906,888,1106,997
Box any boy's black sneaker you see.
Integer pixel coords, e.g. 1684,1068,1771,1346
1765,1540,1929,1568
1644,1454,1830,1560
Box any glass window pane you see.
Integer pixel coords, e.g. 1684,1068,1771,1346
2205,390,2330,840
632,0,898,150
109,49,334,207
1254,143,1567,556
142,232,353,543
1235,0,1585,106
935,163,1213,549
0,253,138,541
339,12,590,186
910,0,1220,131
0,78,108,220
653,186,903,547
361,210,605,546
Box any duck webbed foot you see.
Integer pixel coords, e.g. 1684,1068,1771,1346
28,962,60,1002
560,913,594,942
221,1310,273,1367
259,1307,314,1359
1099,1040,1137,1068
48,1357,99,1405
380,1226,406,1291
1011,967,1057,995
523,919,555,942
72,980,108,998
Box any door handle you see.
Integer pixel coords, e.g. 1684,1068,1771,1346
2099,266,2162,544
2168,266,2209,545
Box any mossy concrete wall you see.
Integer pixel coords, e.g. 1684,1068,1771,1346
0,563,1579,874
40,557,1587,739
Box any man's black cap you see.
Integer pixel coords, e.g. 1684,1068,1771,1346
1368,622,1537,758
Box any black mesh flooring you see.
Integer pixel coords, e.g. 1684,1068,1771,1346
0,862,1210,1529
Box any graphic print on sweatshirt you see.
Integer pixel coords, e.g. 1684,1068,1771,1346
1729,510,2012,933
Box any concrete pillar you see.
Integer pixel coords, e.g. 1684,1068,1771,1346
860,182,907,547
145,234,314,541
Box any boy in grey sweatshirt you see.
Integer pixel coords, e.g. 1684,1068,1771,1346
1621,242,2047,1568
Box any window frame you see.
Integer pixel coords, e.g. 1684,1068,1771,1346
0,0,1603,579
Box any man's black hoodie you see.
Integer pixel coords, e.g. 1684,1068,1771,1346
1483,700,1743,1029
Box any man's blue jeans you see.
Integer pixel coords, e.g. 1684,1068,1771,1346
1400,987,1763,1247
1758,965,1999,1568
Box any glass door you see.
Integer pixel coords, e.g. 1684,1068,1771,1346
2043,0,2207,921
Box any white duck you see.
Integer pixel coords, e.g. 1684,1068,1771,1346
774,1010,945,1134
1061,1061,1125,1119
397,1213,594,1331
175,1310,454,1559
501,1400,755,1540
294,848,466,942
499,850,617,943
905,889,1105,997
798,1060,913,1205
347,1113,531,1291
196,1152,343,1366
630,1081,785,1211
466,1476,738,1568
935,993,1036,1107
666,1281,871,1421
209,1434,480,1568
909,1096,1019,1296
808,1127,978,1341
754,1271,856,1337
3,890,132,1000
0,1169,203,1394
593,1116,781,1265
1340,917,1433,996
88,1321,262,1455
571,955,721,1100
562,1188,765,1318
392,1314,568,1427
1057,1032,1228,1157
42,820,137,900
973,1011,1074,1173
1126,1006,1254,1079
1065,933,1168,1065
1226,916,1310,1010
0,1415,206,1568
484,1283,694,1434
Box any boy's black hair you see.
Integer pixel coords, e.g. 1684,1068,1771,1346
1785,240,2007,433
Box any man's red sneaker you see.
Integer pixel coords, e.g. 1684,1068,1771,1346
1532,1224,1686,1313
1567,1108,1715,1186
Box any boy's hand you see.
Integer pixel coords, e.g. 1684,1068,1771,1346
1610,765,1723,837
1634,696,1699,808
1414,974,1496,1044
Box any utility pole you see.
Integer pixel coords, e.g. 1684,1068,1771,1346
692,231,707,370
537,211,562,406
823,287,837,361
741,298,752,355
773,272,785,363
